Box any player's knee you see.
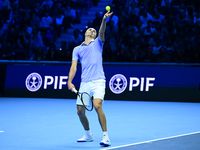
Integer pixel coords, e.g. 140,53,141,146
77,109,84,117
94,102,102,111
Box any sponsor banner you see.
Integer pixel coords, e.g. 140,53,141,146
4,64,200,101
5,65,81,91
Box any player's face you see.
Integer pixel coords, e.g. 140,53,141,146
85,28,96,39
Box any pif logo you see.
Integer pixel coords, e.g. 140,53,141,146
25,73,42,92
25,73,68,92
109,74,156,94
109,74,127,94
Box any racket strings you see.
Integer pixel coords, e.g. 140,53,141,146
81,93,93,110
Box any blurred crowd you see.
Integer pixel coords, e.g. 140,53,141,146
0,0,200,63
0,0,96,61
101,0,200,63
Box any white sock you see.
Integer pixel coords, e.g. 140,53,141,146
103,131,108,137
103,131,110,141
85,130,91,136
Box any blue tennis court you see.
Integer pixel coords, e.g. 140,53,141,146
0,97,200,150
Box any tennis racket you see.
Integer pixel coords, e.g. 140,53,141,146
73,88,93,111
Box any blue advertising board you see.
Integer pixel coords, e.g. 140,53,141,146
4,63,200,102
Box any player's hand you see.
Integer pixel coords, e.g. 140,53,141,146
68,82,75,92
103,11,113,20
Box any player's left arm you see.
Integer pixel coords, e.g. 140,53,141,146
98,11,113,42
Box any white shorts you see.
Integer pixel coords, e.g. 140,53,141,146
76,79,106,105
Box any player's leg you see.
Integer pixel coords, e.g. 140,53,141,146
93,98,111,146
93,99,107,131
77,81,91,130
92,79,107,131
77,105,89,130
77,105,94,142
92,79,111,146
76,81,93,142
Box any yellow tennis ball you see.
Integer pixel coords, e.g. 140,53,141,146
105,6,111,11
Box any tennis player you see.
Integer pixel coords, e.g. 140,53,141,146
67,10,113,146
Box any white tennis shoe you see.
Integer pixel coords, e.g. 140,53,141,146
77,134,94,142
100,135,111,146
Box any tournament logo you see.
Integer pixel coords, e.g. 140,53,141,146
25,73,42,92
109,74,127,94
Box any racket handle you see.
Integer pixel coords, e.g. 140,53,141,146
73,88,78,93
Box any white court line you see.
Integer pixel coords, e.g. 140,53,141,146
101,131,200,150
0,131,4,132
